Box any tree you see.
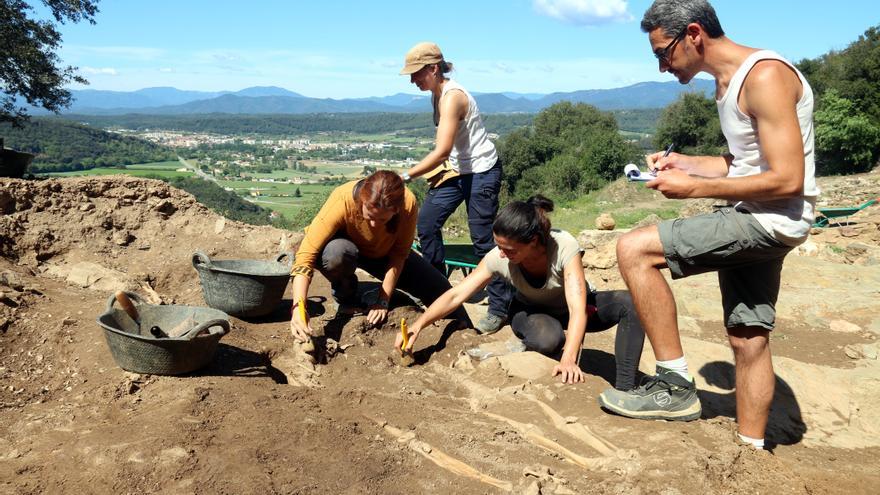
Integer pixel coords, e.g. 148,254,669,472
1,0,100,125
814,90,880,175
294,187,302,198
798,24,880,125
497,101,639,198
653,92,725,156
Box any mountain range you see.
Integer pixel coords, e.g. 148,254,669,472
42,80,714,115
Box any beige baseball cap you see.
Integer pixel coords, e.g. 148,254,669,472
399,42,444,75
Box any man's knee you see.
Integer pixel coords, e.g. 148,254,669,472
616,226,661,268
727,327,771,361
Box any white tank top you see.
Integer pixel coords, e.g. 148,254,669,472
435,80,497,175
717,50,819,246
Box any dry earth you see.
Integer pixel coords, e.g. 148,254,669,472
1,174,879,494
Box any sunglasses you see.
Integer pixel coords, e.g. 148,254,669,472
654,27,687,65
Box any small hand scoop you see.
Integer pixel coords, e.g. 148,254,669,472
115,290,166,338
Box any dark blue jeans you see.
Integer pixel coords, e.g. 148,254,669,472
416,162,513,317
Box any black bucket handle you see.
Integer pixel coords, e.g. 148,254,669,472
192,251,212,269
104,291,146,313
180,318,230,340
275,251,294,267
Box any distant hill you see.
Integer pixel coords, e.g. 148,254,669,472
1,119,175,171
49,80,714,115
232,86,304,98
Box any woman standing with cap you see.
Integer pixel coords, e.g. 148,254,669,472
398,41,512,335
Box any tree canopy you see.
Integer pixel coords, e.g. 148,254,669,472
653,92,725,157
1,0,99,125
798,23,880,173
497,101,640,200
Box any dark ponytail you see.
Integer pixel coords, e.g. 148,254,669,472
492,195,554,246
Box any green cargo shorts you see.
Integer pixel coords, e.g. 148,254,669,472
657,207,794,330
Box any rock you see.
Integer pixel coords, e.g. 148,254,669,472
46,262,129,292
840,227,860,238
861,344,878,360
214,218,226,234
112,230,134,246
577,229,625,251
153,199,178,218
497,352,557,381
522,481,541,495
632,213,662,229
595,213,616,230
795,240,819,257
581,241,618,269
0,271,24,291
830,320,862,333
844,345,862,360
451,353,475,370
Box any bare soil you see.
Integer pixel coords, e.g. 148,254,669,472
1,176,879,494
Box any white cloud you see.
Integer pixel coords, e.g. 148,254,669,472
82,67,118,76
159,67,173,73
533,0,633,26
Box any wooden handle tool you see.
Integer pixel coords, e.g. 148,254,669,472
400,318,409,354
399,318,415,366
115,291,140,327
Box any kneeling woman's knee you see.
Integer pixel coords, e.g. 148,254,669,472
512,313,564,355
321,239,358,274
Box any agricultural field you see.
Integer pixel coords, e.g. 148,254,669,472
49,165,195,179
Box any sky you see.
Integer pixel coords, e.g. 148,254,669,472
39,0,879,98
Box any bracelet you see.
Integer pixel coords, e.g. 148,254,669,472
401,172,411,183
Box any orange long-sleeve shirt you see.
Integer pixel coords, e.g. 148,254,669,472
291,180,418,279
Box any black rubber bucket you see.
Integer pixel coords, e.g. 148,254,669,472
96,292,230,375
192,251,292,318
0,147,35,178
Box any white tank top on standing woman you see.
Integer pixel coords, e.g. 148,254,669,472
717,50,820,246
434,80,498,175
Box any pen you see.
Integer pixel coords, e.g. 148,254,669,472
651,142,675,176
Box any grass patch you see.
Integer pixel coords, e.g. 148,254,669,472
125,160,183,170
48,167,195,179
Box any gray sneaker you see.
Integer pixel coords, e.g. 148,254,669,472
597,368,702,421
475,313,506,335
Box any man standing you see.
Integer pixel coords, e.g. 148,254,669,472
598,0,819,450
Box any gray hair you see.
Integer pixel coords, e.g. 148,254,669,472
640,0,724,38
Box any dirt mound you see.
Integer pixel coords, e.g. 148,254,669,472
1,176,879,494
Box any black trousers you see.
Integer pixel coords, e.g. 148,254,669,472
509,290,645,390
319,237,472,326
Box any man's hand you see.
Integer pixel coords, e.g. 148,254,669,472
290,314,312,342
551,359,585,385
645,150,693,174
647,168,699,199
366,305,389,326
